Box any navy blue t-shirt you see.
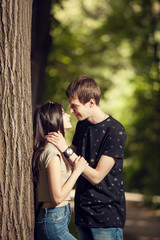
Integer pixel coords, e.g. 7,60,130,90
72,116,127,228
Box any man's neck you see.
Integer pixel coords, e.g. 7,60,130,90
87,106,109,124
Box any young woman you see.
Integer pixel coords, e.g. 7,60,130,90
32,102,88,240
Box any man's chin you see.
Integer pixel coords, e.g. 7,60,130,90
76,115,86,121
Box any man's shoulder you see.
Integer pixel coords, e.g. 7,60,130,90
106,116,127,139
108,116,125,130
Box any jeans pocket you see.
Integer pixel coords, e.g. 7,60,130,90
51,207,67,224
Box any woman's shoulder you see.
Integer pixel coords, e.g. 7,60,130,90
40,143,61,168
45,142,60,154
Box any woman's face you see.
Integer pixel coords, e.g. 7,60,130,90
62,110,72,130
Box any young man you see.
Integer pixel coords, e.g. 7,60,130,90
47,75,127,240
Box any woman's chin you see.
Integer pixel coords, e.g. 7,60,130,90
64,125,72,131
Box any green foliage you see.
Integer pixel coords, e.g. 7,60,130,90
43,0,160,195
68,212,79,239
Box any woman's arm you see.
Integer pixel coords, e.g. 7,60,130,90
47,155,87,206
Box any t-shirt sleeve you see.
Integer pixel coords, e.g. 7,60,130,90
102,128,127,160
40,144,61,168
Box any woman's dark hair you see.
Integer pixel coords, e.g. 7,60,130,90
32,102,65,184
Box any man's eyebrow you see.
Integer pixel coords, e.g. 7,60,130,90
71,103,79,106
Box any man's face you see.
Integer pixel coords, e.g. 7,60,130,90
68,96,91,121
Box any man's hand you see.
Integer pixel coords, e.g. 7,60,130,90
46,131,68,152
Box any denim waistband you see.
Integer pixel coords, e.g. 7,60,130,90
39,203,70,216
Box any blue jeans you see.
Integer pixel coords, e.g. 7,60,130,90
35,204,76,240
77,226,123,240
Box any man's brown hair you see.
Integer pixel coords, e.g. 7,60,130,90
66,75,101,105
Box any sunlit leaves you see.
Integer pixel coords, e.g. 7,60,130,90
43,0,160,195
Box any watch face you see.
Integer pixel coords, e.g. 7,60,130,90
67,148,73,155
64,147,73,158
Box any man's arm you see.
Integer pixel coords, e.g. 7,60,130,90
46,132,115,185
68,148,115,185
46,132,78,165
81,155,115,185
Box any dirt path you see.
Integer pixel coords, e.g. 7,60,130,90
124,201,160,240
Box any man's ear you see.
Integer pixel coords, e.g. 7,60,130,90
89,98,96,107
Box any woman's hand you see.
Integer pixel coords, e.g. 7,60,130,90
73,156,88,174
46,131,68,152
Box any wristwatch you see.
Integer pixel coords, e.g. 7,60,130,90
63,147,73,158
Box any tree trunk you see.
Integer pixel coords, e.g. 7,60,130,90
0,1,34,239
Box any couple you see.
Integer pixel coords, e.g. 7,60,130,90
32,75,127,240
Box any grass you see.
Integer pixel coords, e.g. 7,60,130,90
69,212,80,239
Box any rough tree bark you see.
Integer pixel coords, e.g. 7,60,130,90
0,1,34,239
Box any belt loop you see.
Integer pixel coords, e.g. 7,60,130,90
45,208,47,217
65,204,68,214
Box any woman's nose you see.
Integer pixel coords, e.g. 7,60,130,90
70,107,74,113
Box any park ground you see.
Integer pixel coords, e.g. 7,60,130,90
69,191,160,240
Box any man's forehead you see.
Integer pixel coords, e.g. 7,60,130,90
68,96,80,105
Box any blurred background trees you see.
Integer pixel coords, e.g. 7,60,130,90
32,0,160,196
